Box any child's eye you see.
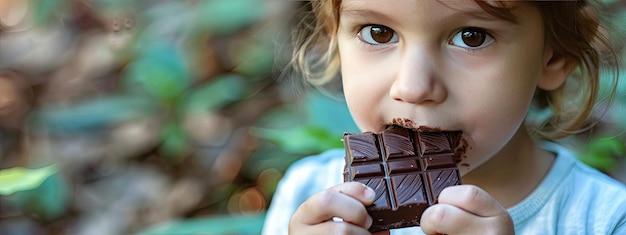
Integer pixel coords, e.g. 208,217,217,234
358,25,399,45
449,27,494,49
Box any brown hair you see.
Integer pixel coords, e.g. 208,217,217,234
290,0,621,140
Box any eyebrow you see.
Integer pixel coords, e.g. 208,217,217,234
340,9,397,24
462,9,504,21
340,6,518,25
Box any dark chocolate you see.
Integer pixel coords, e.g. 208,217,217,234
343,125,462,232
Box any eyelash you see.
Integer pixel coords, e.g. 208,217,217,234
354,24,398,48
448,27,495,52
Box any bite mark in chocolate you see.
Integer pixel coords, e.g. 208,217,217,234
343,125,463,232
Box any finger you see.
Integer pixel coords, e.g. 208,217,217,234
420,204,513,235
290,220,371,235
329,181,377,205
437,185,506,217
292,183,375,228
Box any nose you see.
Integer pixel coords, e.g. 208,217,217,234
389,47,447,105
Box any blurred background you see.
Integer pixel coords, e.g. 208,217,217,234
0,0,624,234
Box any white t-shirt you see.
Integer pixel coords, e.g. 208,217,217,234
262,142,626,235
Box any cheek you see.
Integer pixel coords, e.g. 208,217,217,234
339,48,393,131
455,92,533,174
341,67,383,130
455,56,541,170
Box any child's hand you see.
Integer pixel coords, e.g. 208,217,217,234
420,185,514,235
289,182,376,234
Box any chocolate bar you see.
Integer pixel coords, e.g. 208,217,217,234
343,125,462,232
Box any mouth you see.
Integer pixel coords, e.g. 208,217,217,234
388,117,456,132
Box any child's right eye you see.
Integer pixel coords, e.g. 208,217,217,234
357,25,399,45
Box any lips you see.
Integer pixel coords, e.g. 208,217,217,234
389,117,459,132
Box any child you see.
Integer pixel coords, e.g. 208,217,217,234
264,0,626,234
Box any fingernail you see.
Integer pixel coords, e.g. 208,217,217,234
363,184,375,201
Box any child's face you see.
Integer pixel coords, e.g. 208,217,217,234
337,1,551,173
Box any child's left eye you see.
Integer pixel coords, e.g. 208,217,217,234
358,25,399,45
449,27,494,49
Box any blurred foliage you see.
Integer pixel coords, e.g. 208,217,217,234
0,164,57,195
138,213,265,235
579,137,626,170
0,0,358,234
0,0,624,235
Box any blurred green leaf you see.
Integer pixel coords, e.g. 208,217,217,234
136,213,265,235
198,0,264,35
3,172,70,220
603,0,622,5
251,125,343,155
88,0,133,8
29,172,70,219
159,123,189,161
29,0,66,26
124,41,192,103
183,74,248,113
140,3,195,43
0,165,57,195
29,95,156,133
255,104,306,129
579,137,626,171
580,152,617,171
233,40,275,76
304,90,360,136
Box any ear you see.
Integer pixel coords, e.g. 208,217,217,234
537,48,578,91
